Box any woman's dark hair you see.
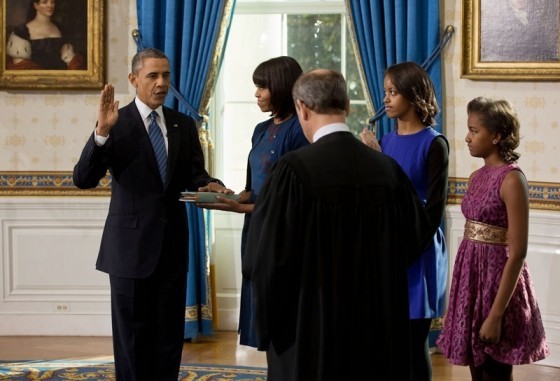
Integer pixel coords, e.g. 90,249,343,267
26,0,42,23
467,96,521,163
26,0,63,29
385,61,439,127
252,56,303,120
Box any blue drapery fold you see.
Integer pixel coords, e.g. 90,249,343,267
135,0,235,339
346,0,453,140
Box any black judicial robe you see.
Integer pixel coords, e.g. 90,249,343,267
243,131,433,380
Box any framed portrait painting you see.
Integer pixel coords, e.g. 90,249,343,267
0,0,104,89
462,0,560,81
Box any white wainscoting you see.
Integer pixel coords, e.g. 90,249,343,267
0,198,558,369
210,210,245,332
445,205,560,367
0,198,247,337
0,197,111,335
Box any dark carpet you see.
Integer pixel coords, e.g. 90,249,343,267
0,356,267,380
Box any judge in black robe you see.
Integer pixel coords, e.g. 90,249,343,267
243,69,435,381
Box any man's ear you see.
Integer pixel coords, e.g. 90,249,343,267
345,99,350,116
296,99,310,121
128,73,137,88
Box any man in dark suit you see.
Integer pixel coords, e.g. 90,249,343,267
73,48,229,381
243,69,435,380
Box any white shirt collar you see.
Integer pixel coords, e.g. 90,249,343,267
135,97,163,123
313,123,350,142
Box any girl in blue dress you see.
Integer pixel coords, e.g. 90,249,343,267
361,62,449,381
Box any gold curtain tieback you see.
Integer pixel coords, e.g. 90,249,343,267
464,219,508,245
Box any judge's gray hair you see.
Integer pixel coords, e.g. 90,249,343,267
292,69,348,115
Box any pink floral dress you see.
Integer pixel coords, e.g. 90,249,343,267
436,164,549,366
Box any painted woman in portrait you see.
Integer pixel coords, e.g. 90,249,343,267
24,0,85,69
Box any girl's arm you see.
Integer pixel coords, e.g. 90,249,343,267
424,137,449,232
479,169,529,343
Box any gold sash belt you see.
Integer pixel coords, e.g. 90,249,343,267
464,219,508,245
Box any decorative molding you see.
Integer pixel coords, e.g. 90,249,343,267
448,178,560,211
234,1,345,14
0,171,110,196
1,173,558,210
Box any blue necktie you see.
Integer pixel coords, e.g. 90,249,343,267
148,111,167,182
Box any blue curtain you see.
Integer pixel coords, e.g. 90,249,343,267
345,0,444,140
136,0,236,339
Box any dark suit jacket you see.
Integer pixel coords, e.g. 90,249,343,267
73,101,219,278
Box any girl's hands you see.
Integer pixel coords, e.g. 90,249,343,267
479,314,502,344
360,128,381,152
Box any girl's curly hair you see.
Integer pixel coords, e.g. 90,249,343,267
467,96,521,163
385,62,439,127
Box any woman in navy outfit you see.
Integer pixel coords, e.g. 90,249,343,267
197,56,309,347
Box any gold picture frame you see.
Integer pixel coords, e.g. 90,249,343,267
0,0,104,89
462,0,560,81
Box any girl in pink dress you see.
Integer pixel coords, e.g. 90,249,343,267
436,97,548,380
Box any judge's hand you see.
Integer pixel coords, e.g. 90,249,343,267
360,127,381,152
96,84,119,137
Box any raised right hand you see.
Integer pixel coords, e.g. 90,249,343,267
96,84,119,137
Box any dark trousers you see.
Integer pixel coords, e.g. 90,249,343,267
410,318,433,381
109,261,187,381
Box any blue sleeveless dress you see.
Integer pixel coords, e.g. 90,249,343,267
381,127,448,319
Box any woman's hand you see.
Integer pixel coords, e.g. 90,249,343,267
196,190,253,214
197,197,244,213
